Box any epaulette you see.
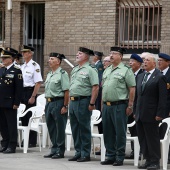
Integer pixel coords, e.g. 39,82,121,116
124,64,131,69
32,62,37,66
89,64,96,68
60,69,65,74
14,65,20,69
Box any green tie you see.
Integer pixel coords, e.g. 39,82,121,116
141,72,150,92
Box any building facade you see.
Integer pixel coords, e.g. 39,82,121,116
0,0,170,78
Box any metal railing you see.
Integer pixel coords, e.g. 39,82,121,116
117,0,162,49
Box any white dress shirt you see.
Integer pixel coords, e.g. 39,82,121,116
21,59,43,87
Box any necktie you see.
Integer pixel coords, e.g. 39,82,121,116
141,72,150,92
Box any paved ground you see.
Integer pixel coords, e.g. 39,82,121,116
0,127,169,170
0,146,137,170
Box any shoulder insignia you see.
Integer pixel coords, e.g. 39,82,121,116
36,69,40,73
14,66,20,69
60,69,65,74
124,64,131,69
89,64,95,68
32,62,37,66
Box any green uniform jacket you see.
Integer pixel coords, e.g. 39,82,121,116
45,67,69,97
70,62,99,96
102,62,136,102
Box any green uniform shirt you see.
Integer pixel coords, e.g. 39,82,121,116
45,67,69,98
102,62,136,102
69,62,99,96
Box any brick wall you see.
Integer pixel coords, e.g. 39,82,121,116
161,0,170,54
44,0,117,77
3,0,117,78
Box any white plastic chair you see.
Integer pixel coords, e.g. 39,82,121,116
36,94,46,108
18,106,44,153
160,117,170,170
36,94,48,148
127,121,140,166
17,104,26,127
91,110,105,161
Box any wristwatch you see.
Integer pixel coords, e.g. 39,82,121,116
63,105,68,108
89,103,95,106
128,105,133,109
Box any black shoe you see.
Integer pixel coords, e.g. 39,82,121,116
44,153,56,158
68,155,81,161
113,160,123,166
95,151,101,155
147,164,160,170
3,148,15,154
77,157,91,162
29,144,36,148
101,159,115,165
138,161,150,169
51,153,64,159
0,147,7,152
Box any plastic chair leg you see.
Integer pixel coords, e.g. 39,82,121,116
66,134,71,151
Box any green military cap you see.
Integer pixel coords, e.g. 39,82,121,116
0,49,16,58
21,45,35,52
49,52,66,61
78,47,94,56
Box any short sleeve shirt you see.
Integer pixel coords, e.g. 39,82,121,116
102,62,136,102
69,62,99,96
45,67,69,98
21,59,43,87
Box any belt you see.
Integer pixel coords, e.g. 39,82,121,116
70,96,91,101
104,100,128,106
46,97,64,102
24,86,34,90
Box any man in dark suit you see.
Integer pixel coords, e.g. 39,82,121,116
0,49,23,153
127,53,144,159
157,53,170,164
134,53,167,170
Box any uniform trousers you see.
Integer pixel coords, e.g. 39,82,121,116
45,99,67,155
136,119,160,164
21,87,37,145
102,103,128,161
69,97,92,157
0,108,17,150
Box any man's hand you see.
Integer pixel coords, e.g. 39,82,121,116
89,105,95,111
61,107,67,114
155,116,163,121
126,107,133,116
13,105,19,109
28,96,35,104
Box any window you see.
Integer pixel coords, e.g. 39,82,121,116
118,1,161,49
